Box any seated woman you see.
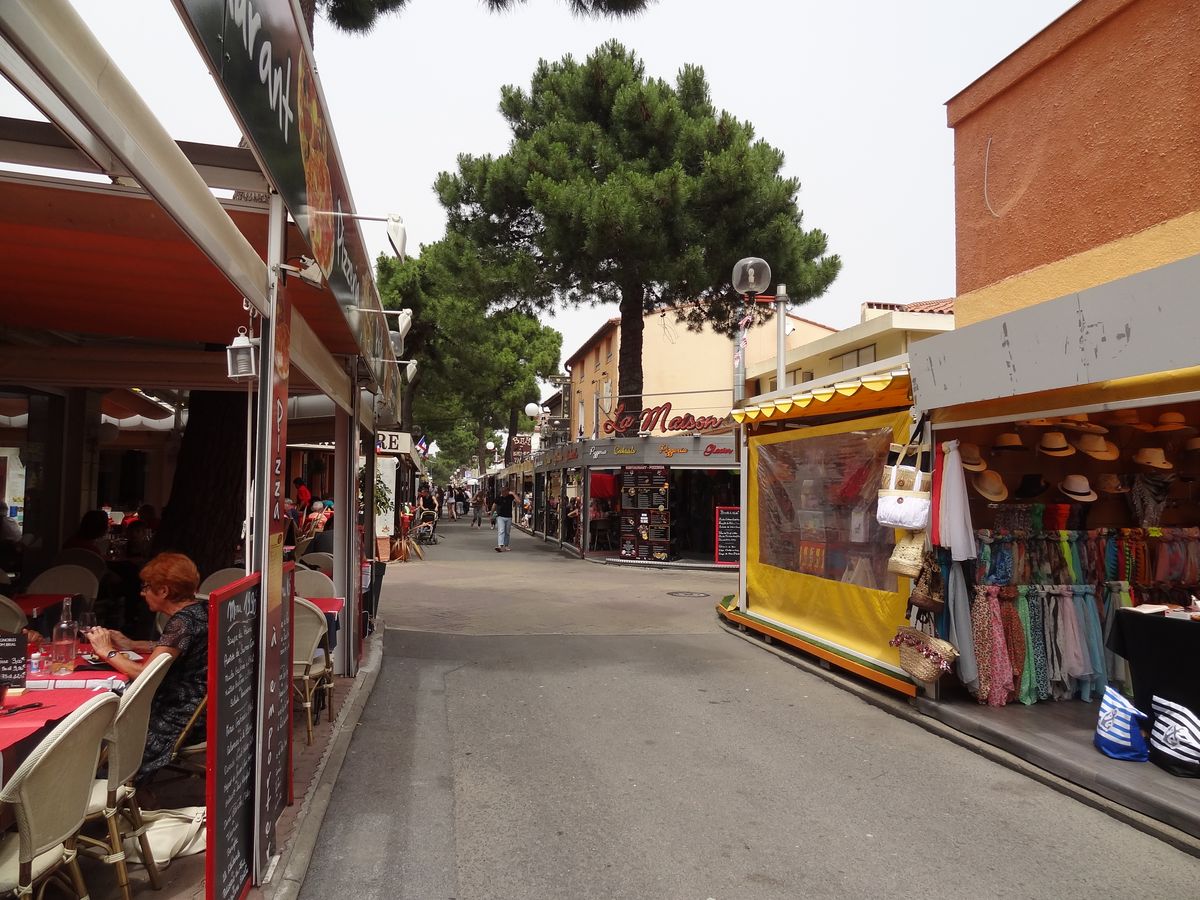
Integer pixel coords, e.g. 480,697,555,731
86,552,207,783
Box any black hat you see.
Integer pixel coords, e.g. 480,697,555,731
1014,474,1050,500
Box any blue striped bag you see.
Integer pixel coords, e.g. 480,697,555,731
1093,686,1149,762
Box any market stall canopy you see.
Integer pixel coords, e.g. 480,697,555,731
735,364,912,425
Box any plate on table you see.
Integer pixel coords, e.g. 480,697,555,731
80,650,143,664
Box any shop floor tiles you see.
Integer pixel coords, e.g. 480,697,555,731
915,692,1200,839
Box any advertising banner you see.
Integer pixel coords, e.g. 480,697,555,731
173,0,398,410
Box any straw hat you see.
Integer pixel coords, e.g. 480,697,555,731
1059,413,1108,434
1096,473,1129,494
1014,474,1050,499
991,432,1027,453
1017,417,1059,427
958,442,986,471
1186,436,1200,453
1058,474,1098,502
1152,411,1196,434
972,470,1008,502
1133,446,1174,469
1104,409,1154,431
1070,432,1120,461
1036,431,1076,457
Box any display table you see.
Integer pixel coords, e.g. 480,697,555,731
1108,609,1200,723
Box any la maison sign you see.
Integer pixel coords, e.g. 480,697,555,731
602,402,726,436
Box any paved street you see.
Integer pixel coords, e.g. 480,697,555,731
299,519,1199,900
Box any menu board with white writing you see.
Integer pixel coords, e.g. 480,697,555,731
619,466,671,560
0,634,26,688
207,578,261,900
715,506,740,566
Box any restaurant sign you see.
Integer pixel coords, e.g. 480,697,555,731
173,0,398,410
602,401,726,436
535,435,737,470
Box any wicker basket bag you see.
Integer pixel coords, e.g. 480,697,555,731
887,530,925,578
889,626,958,683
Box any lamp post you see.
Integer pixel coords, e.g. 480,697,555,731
731,257,771,404
775,283,789,392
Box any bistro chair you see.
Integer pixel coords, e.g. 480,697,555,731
0,692,119,900
299,552,335,577
162,698,207,782
80,654,174,900
50,549,108,582
292,598,333,746
197,567,246,598
0,595,28,633
294,568,336,601
25,564,99,602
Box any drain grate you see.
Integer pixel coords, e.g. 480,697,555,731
667,591,711,598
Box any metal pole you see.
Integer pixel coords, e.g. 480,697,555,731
733,293,750,404
776,284,787,392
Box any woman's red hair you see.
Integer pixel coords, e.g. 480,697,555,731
139,552,200,601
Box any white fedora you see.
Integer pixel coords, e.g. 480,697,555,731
1070,432,1120,461
1058,474,1098,503
1133,446,1173,470
1036,431,1076,457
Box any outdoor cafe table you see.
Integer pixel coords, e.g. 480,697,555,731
307,597,344,650
11,593,71,621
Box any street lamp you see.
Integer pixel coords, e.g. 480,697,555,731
731,257,771,404
775,283,789,393
524,401,541,418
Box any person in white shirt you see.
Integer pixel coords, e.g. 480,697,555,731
0,499,19,543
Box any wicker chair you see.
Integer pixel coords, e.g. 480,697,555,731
293,598,333,745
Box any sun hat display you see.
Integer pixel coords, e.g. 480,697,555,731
958,442,986,471
1059,413,1108,434
1070,432,1120,460
1058,473,1098,502
1036,431,1076,457
1133,446,1174,469
1105,409,1154,430
972,470,1009,502
889,626,958,683
1096,473,1130,494
1014,474,1050,499
1152,411,1196,434
991,432,1027,453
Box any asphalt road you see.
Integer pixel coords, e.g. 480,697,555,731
299,519,1200,900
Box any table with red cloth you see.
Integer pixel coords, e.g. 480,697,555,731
0,685,123,785
11,594,71,619
306,597,344,650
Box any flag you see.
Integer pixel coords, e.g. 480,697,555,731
416,435,428,457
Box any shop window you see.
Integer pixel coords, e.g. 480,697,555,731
756,425,896,591
831,345,876,373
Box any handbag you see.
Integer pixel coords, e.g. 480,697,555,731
122,806,206,869
908,550,945,613
887,530,925,578
877,415,932,530
890,626,958,683
882,442,932,493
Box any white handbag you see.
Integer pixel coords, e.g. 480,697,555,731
122,806,206,869
877,420,932,530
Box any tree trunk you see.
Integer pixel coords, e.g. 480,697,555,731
153,390,249,578
504,405,518,465
616,281,645,436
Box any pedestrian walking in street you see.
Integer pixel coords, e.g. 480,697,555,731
470,489,485,528
493,488,516,551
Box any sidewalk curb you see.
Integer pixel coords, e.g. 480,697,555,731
264,627,385,900
717,618,1200,859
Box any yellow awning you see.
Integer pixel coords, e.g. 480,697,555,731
735,374,913,424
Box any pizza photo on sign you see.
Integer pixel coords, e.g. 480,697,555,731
297,56,335,276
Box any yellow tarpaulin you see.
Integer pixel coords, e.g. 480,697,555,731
744,411,916,695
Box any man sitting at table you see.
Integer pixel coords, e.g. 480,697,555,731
87,552,207,785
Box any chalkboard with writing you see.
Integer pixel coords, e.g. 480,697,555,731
715,506,741,566
0,634,27,688
620,466,672,559
206,577,261,900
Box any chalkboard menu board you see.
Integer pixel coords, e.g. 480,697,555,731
619,466,671,560
0,634,26,688
715,506,741,566
207,576,261,900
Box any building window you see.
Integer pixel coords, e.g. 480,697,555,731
802,370,814,384
768,377,777,392
605,336,613,360
831,345,876,373
594,346,600,369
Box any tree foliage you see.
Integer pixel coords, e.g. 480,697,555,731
435,41,840,419
317,0,654,33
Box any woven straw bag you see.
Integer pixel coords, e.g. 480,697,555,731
890,626,958,683
887,530,925,577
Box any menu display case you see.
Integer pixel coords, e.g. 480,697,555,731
619,465,672,561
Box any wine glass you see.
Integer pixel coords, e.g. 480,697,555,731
77,611,97,655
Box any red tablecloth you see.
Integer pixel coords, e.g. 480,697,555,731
11,594,71,618
0,689,98,754
307,597,345,616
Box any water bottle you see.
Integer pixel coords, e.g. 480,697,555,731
50,597,78,675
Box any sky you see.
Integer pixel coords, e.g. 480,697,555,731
1,0,1076,385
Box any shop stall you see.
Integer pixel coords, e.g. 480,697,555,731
716,365,919,695
908,262,1200,834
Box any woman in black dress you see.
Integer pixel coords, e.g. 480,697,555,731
87,551,208,782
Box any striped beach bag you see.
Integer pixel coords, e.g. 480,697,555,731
1093,687,1149,762
1150,696,1200,777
